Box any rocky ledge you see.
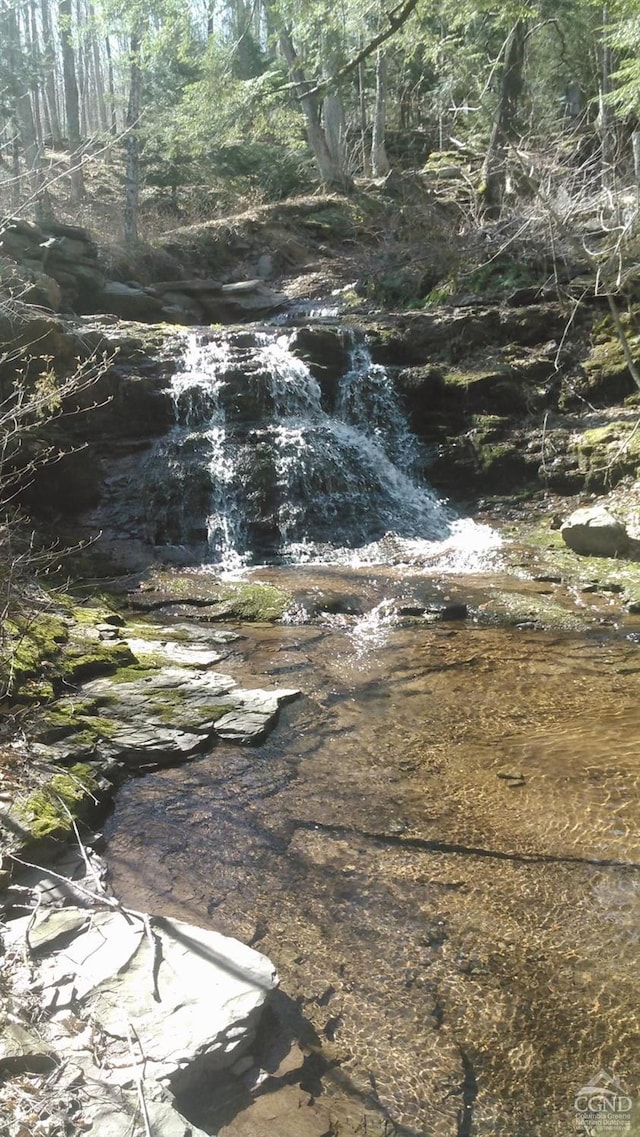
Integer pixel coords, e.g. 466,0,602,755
2,609,300,849
0,603,301,1136
2,845,278,1137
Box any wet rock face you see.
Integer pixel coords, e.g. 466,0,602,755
0,311,176,521
288,325,352,410
560,506,630,557
366,304,571,366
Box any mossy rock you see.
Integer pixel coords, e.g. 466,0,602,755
1,602,140,698
131,572,292,622
16,763,100,840
219,582,292,621
502,517,640,611
60,640,136,683
572,421,640,489
442,367,526,414
1,613,69,694
36,699,120,745
581,336,640,403
477,589,588,632
471,438,532,486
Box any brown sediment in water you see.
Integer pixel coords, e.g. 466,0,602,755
104,584,640,1136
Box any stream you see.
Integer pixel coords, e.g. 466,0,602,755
98,325,640,1135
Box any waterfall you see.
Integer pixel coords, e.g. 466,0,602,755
143,326,484,568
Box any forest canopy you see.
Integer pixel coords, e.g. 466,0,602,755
1,0,640,236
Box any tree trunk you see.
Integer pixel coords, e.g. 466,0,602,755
90,13,108,132
11,123,22,209
105,36,117,134
27,0,44,149
358,55,371,177
123,30,142,244
321,30,347,174
59,0,85,200
274,20,353,192
371,49,390,176
41,0,63,146
75,0,88,137
230,0,255,78
598,5,616,189
480,19,526,219
4,1,50,216
323,92,346,171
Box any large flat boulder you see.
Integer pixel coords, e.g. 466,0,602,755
6,907,278,1088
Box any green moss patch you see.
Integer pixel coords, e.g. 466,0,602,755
1,614,69,694
16,763,99,840
573,421,640,488
0,596,137,698
107,663,160,684
441,367,526,415
153,701,229,727
131,572,292,622
60,641,136,683
218,582,291,621
36,700,119,745
477,588,588,632
502,517,640,611
581,335,640,403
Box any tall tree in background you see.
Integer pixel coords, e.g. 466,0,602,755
123,25,142,242
40,0,63,146
3,0,640,237
371,48,390,175
480,18,527,218
1,0,50,216
59,0,85,200
264,0,353,191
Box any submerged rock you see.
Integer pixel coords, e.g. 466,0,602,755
560,506,630,557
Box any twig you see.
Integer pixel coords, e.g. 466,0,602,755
540,411,550,482
126,1023,153,1137
142,912,162,1003
9,853,123,912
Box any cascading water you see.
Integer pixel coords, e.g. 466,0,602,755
144,326,499,568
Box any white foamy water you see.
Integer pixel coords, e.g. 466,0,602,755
154,328,500,572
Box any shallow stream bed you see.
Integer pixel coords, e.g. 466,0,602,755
103,566,640,1137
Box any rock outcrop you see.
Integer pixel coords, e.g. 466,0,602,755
29,618,300,769
6,906,278,1087
0,218,104,310
0,217,288,325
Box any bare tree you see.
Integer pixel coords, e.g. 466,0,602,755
123,28,142,243
264,3,353,193
371,48,390,176
59,0,85,200
3,0,50,217
481,20,526,219
597,4,617,189
40,0,63,147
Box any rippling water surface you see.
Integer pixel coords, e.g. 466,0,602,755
105,572,640,1136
